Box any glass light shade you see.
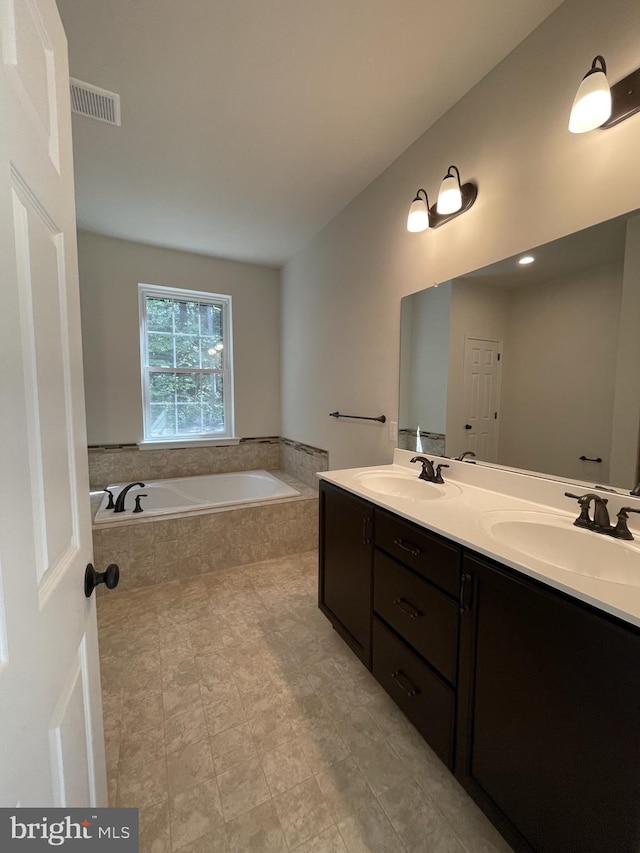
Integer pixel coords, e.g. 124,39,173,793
569,69,611,133
407,197,430,232
437,174,462,215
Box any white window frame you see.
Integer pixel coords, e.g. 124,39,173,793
138,283,236,447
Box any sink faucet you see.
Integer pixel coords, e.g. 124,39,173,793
113,482,145,513
410,456,449,484
455,451,476,462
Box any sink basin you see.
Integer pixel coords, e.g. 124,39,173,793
353,469,461,501
478,510,640,586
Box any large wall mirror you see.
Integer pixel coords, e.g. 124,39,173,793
399,210,640,491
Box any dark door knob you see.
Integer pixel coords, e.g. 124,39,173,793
84,563,120,598
464,424,472,430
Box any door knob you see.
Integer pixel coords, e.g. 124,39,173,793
84,563,120,597
464,424,472,430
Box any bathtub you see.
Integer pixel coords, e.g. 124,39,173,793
94,469,300,523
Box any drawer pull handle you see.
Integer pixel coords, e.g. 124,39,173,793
391,670,418,697
393,597,421,620
362,516,371,545
459,572,472,613
393,538,421,557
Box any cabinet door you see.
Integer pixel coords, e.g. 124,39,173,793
319,482,373,666
457,553,640,853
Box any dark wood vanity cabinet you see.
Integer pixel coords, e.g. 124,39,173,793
318,481,374,666
371,508,461,768
457,553,640,853
318,482,640,852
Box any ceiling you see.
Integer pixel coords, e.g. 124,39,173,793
56,0,564,267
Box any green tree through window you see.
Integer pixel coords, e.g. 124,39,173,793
139,285,233,441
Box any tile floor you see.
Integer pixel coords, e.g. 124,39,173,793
98,550,514,853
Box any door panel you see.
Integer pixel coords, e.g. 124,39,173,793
461,337,501,461
0,0,106,807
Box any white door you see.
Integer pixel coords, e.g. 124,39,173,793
461,336,501,462
0,0,106,807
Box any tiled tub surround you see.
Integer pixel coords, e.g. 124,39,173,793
99,550,513,853
397,430,446,456
92,472,317,592
88,438,328,492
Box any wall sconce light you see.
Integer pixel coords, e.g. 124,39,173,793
406,165,477,232
569,55,640,133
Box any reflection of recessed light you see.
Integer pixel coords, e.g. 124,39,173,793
518,256,535,265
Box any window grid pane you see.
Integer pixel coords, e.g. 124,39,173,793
143,290,230,440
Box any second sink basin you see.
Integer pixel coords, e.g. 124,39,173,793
478,510,640,586
353,469,461,501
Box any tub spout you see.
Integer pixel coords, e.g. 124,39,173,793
113,482,145,513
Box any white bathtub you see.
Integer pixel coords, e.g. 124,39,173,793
94,470,300,523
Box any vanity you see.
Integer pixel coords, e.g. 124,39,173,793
318,451,640,853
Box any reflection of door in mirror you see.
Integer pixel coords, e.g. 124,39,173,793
461,337,501,461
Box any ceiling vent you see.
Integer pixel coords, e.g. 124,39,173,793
70,78,121,126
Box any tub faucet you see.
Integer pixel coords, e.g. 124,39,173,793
455,451,476,462
113,482,145,513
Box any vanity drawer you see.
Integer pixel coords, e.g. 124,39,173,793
372,616,455,768
374,508,460,596
374,550,458,684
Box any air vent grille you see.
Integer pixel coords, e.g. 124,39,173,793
70,78,121,126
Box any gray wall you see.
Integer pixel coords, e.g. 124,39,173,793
78,232,281,445
280,0,640,475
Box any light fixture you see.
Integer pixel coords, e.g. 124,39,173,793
407,189,430,232
406,165,477,232
569,56,611,133
518,256,535,265
569,55,640,133
437,165,463,214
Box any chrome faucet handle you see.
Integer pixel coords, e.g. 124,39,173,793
611,507,640,541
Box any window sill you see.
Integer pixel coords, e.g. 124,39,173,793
138,438,241,450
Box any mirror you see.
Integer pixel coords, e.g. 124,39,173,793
399,211,640,491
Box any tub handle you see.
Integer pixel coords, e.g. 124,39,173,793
84,563,120,597
133,494,147,513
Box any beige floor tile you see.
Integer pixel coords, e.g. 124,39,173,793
260,738,313,797
122,690,164,734
315,757,376,823
166,740,215,796
216,757,271,822
174,829,228,852
224,801,287,852
99,550,513,853
117,755,168,809
119,723,165,771
139,799,170,853
202,683,247,737
164,706,209,755
378,777,466,852
209,722,258,775
337,800,405,853
294,825,349,853
272,777,334,850
163,682,203,720
169,776,224,851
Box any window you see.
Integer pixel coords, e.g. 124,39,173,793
139,284,234,442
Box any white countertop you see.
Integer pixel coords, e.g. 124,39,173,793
318,449,640,629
